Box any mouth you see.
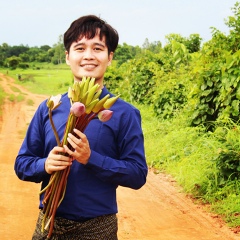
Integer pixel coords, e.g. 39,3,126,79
81,64,97,71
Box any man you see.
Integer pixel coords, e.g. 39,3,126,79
15,15,148,239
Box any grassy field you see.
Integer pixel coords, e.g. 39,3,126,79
1,63,73,95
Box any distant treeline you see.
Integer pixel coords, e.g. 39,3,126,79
0,33,201,69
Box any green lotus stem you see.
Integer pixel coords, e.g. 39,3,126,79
48,109,61,146
39,173,58,195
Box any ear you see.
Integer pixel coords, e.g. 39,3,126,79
108,52,114,66
65,51,70,65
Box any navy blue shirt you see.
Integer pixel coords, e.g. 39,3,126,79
14,87,148,220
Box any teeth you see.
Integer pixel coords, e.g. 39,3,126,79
83,64,95,68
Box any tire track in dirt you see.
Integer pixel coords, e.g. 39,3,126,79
0,73,239,240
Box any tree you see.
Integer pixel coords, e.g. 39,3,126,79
51,35,65,64
114,43,133,66
225,2,240,52
8,45,29,57
0,43,10,65
6,56,22,69
142,38,150,49
164,33,202,53
40,45,51,51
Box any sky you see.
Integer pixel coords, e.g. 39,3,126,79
0,0,238,48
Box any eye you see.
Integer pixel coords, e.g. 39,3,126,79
76,47,84,51
94,47,103,52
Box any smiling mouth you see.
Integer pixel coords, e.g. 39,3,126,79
81,64,97,70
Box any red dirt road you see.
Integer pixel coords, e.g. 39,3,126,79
0,73,239,240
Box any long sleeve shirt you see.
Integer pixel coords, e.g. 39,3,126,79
14,87,148,221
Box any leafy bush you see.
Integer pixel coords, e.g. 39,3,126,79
189,49,240,129
153,80,187,119
127,56,159,104
214,121,240,185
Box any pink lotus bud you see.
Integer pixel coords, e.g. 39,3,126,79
98,110,113,122
70,102,85,117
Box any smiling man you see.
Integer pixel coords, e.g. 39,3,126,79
66,33,113,88
15,15,148,240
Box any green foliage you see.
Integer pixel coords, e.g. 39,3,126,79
103,62,123,95
189,49,240,129
114,43,141,66
126,54,159,104
0,38,65,68
6,56,22,69
0,84,6,117
153,81,187,119
142,38,162,53
214,121,240,185
225,2,240,52
164,33,202,53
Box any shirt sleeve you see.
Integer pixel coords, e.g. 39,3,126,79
86,107,148,190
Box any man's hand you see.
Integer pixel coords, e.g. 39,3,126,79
63,128,91,165
45,146,73,174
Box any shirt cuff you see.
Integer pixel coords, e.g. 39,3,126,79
36,157,49,177
86,150,105,170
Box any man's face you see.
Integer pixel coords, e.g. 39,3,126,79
65,33,113,88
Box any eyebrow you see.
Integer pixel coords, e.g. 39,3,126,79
73,42,106,48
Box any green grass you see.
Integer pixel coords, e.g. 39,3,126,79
10,86,21,92
8,93,25,102
0,85,6,117
1,63,73,95
26,98,34,106
138,102,240,228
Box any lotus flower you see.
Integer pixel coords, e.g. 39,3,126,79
47,94,62,110
98,110,113,122
70,102,86,117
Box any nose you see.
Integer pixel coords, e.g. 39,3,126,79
83,48,94,59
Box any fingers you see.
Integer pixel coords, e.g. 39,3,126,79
45,146,72,174
64,129,91,165
73,128,88,142
66,129,87,149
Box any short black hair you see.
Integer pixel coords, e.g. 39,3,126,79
64,15,119,54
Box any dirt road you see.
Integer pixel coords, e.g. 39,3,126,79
0,73,239,240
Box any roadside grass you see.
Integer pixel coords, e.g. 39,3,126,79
138,103,240,228
0,84,6,118
26,99,34,106
1,63,73,95
1,65,240,228
8,93,25,102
